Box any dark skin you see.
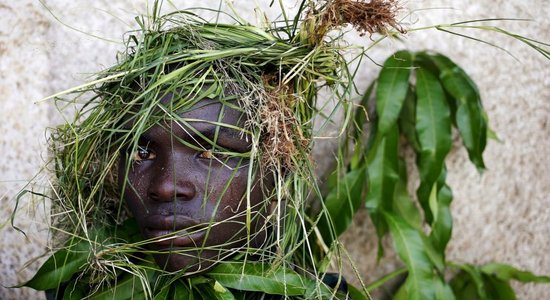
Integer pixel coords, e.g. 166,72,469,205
119,95,272,274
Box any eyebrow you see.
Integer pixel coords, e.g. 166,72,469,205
140,120,251,151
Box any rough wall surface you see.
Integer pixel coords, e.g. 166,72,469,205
0,1,547,299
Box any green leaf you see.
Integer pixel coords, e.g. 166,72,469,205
211,280,237,300
383,211,436,300
61,281,87,300
450,270,483,300
24,237,90,291
427,53,487,171
398,85,420,151
153,285,171,300
354,80,376,140
392,157,422,230
483,275,516,300
319,166,367,244
347,284,371,300
415,67,452,223
433,276,456,300
190,280,237,300
305,280,347,300
429,167,453,254
365,124,400,258
452,264,488,299
351,80,376,169
208,262,308,296
88,272,148,300
376,50,414,134
172,282,192,299
480,263,550,283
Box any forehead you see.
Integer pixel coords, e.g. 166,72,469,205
123,93,251,146
157,89,245,122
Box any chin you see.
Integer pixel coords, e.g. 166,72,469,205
152,249,221,274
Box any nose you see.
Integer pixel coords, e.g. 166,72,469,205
148,160,197,202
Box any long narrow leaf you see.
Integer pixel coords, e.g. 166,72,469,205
480,263,550,283
208,262,308,296
88,273,147,300
319,166,367,244
398,85,420,151
427,53,487,171
365,124,400,258
383,211,437,300
24,238,90,291
415,68,452,223
376,50,413,134
428,167,453,255
392,157,422,230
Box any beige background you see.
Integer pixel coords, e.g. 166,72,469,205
1,1,548,299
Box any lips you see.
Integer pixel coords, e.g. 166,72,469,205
143,215,206,247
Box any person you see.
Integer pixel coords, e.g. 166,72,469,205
27,4,363,299
22,0,409,297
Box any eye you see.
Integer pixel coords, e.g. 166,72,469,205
198,149,228,160
132,146,156,162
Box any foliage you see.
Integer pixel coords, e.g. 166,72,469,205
320,49,550,299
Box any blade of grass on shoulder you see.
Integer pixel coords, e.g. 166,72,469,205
415,68,452,223
207,262,308,296
425,53,487,171
383,211,438,300
375,50,414,134
365,124,400,259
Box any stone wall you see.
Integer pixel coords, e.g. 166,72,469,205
0,1,547,299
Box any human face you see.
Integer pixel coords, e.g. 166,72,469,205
119,96,271,274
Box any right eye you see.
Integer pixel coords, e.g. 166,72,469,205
132,146,156,162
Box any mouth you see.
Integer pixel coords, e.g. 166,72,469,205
143,215,206,247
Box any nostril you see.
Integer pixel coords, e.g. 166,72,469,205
148,179,196,202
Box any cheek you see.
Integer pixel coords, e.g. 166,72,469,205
120,166,149,213
214,169,269,220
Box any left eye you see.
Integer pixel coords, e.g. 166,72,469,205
132,146,156,161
